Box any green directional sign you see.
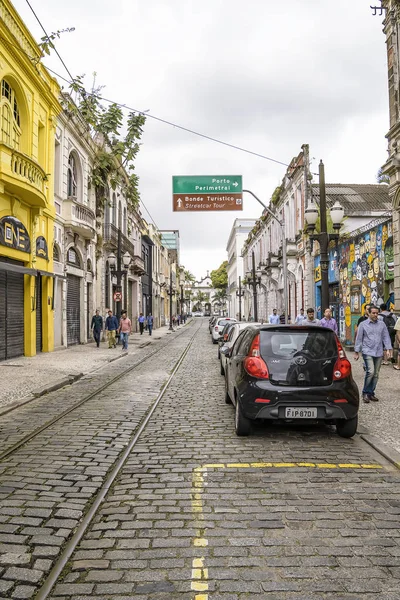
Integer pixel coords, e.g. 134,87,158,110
172,175,243,212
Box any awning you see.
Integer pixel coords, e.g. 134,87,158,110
0,262,37,276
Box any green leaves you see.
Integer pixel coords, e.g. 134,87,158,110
210,261,228,289
38,27,75,57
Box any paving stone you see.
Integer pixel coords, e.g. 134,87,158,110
11,585,37,599
3,566,43,583
0,552,31,566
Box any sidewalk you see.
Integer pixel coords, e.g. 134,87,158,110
0,323,186,412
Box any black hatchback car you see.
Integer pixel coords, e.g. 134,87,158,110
222,324,359,438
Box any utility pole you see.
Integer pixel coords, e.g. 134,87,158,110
318,161,330,314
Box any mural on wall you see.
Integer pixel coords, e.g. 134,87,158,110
339,220,394,344
315,220,394,344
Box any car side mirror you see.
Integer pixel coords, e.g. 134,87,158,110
221,346,232,357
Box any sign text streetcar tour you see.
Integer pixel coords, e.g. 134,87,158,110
172,175,243,212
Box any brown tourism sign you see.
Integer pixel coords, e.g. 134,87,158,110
172,175,243,212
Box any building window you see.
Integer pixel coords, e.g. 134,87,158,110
1,79,21,149
53,243,60,263
142,243,149,272
67,247,81,268
67,153,78,198
112,193,117,225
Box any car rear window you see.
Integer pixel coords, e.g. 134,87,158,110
260,329,337,360
259,329,338,386
218,319,236,327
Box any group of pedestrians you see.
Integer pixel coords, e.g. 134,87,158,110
90,310,155,351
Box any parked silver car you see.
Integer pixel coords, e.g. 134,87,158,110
211,317,237,344
219,322,261,375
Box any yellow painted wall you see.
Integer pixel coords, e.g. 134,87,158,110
0,0,61,358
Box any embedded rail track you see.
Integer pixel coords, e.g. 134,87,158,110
0,322,198,462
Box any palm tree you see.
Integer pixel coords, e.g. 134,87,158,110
212,289,228,316
192,291,208,312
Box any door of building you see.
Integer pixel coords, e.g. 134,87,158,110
36,274,42,353
0,266,25,361
67,274,81,345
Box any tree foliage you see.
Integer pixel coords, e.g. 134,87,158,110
210,261,228,289
63,77,146,218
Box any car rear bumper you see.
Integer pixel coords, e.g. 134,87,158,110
238,380,359,421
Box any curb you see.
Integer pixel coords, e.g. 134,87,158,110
32,373,84,398
361,434,400,469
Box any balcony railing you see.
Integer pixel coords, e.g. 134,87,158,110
131,255,145,275
0,144,47,206
63,198,96,239
103,223,136,258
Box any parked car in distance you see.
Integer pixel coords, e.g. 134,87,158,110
211,317,237,344
219,322,261,374
209,316,218,333
193,311,204,317
222,324,359,438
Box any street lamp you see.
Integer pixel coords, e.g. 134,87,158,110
245,251,262,322
304,160,344,314
236,275,245,320
168,270,176,331
243,189,288,320
108,230,131,318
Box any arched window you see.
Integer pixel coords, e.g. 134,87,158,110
67,247,81,268
87,258,92,272
112,193,117,225
1,79,21,149
118,200,122,230
53,243,61,263
67,153,78,198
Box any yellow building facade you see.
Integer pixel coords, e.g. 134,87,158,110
0,0,61,360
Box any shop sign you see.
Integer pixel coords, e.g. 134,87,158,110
0,216,31,253
36,236,48,260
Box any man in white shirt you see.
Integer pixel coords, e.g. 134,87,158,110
269,308,280,324
295,308,306,324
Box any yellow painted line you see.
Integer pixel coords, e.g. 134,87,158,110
190,460,383,598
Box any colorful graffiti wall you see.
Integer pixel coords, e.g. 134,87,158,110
315,220,394,345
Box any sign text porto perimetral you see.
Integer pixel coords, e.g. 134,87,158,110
172,175,243,212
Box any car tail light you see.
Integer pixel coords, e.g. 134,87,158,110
255,398,271,403
214,326,219,331
244,334,269,379
334,398,348,403
333,339,351,380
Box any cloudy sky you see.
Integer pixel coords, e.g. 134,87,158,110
13,0,389,280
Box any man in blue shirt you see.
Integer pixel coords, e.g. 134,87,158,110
354,304,393,403
105,310,119,348
269,309,280,324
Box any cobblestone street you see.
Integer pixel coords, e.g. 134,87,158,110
1,320,400,599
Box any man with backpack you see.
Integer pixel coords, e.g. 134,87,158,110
379,303,396,364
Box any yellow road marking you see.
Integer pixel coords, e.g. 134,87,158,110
190,460,383,599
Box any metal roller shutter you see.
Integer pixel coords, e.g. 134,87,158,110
67,275,81,345
36,275,42,353
0,271,6,361
4,271,25,359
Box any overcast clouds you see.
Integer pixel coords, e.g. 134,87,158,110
12,0,389,279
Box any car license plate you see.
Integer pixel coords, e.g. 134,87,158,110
285,407,317,419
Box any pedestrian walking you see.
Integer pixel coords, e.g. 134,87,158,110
392,315,400,371
354,304,393,403
105,310,119,348
354,303,371,343
118,311,132,350
295,308,306,324
138,312,145,335
269,308,280,324
379,303,397,364
279,312,286,324
90,309,103,348
320,308,338,335
147,313,154,336
300,308,321,326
